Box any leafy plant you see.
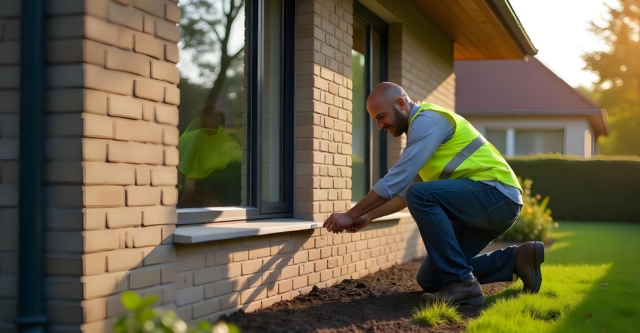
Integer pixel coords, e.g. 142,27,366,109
500,178,556,242
114,291,240,333
412,301,462,327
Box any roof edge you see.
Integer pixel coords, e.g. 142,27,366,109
487,0,537,56
457,109,604,116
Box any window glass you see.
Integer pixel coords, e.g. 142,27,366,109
486,129,507,155
177,0,248,208
351,21,368,202
515,130,564,155
262,0,283,204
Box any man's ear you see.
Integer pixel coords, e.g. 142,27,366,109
396,97,405,108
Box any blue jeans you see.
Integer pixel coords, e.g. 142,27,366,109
405,179,522,292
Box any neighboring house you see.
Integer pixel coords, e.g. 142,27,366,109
456,57,609,157
0,0,535,332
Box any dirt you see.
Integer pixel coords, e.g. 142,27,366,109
224,241,519,333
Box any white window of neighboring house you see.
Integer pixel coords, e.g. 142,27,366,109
485,129,508,156
515,130,565,155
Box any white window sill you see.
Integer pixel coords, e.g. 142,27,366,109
174,212,412,244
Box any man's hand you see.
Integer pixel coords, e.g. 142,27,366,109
323,212,354,233
348,214,372,233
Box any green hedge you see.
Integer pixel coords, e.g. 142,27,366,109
507,155,640,222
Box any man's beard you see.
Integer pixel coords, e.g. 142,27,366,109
388,105,409,136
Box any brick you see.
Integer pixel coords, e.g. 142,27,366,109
148,166,178,186
107,249,143,272
112,0,132,6
162,265,176,283
125,186,161,206
46,254,83,275
84,16,131,50
165,3,181,23
165,43,179,63
134,79,164,101
241,286,267,304
164,86,180,105
132,226,162,247
130,266,161,289
161,186,178,205
176,286,204,306
112,118,162,143
163,127,179,146
85,64,133,95
108,94,144,120
108,1,143,31
102,207,142,229
83,252,107,275
135,165,152,185
151,60,179,83
133,32,164,59
141,205,177,226
106,48,150,77
277,280,292,294
164,146,179,166
84,186,125,207
82,271,128,299
142,244,176,265
46,88,108,114
133,0,165,17
307,272,320,285
143,14,156,34
241,260,264,275
292,275,307,290
155,19,180,42
220,292,240,310
83,162,135,185
155,104,179,125
108,141,164,165
192,297,220,318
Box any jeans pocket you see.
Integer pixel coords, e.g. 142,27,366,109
487,199,518,227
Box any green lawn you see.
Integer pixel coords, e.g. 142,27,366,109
466,222,640,333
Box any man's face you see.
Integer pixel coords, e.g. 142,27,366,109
368,99,409,137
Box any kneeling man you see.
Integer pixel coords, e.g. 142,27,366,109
323,82,544,306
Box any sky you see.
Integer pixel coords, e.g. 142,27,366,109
509,0,619,89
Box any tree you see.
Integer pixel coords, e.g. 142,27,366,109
583,0,640,155
180,0,245,107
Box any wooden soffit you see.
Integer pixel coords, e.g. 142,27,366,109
410,0,537,60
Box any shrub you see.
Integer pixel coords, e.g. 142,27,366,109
114,291,239,333
412,301,462,327
500,178,556,242
507,155,640,222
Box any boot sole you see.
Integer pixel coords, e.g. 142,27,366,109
529,241,545,294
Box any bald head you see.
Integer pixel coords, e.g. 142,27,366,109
367,82,408,109
366,82,412,137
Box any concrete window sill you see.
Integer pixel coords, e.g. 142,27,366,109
174,212,412,244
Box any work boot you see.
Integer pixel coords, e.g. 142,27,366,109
420,277,486,306
514,241,545,293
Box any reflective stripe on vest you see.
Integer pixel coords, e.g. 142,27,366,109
439,135,487,179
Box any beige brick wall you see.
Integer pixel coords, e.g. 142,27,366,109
294,0,355,222
41,1,181,332
0,1,20,332
174,217,424,324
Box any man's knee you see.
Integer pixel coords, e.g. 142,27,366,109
405,183,435,210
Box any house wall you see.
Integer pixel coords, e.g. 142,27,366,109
0,0,457,331
0,2,21,333
468,116,593,157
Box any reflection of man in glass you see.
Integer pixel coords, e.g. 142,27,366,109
178,104,242,207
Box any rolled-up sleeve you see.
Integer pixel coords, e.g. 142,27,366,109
372,111,453,200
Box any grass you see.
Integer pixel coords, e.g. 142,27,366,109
412,301,462,327
466,222,640,333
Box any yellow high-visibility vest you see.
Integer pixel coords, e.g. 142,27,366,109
411,103,522,193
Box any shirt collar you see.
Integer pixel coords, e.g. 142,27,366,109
409,102,421,120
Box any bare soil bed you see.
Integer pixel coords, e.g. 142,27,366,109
225,254,513,333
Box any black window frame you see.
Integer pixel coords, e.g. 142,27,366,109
177,0,295,224
353,1,389,196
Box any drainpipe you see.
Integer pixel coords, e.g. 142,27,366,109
14,0,48,332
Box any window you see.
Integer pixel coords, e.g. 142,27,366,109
177,0,294,223
515,130,564,155
351,2,389,202
485,128,565,156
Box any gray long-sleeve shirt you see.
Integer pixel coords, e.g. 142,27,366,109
372,103,523,205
